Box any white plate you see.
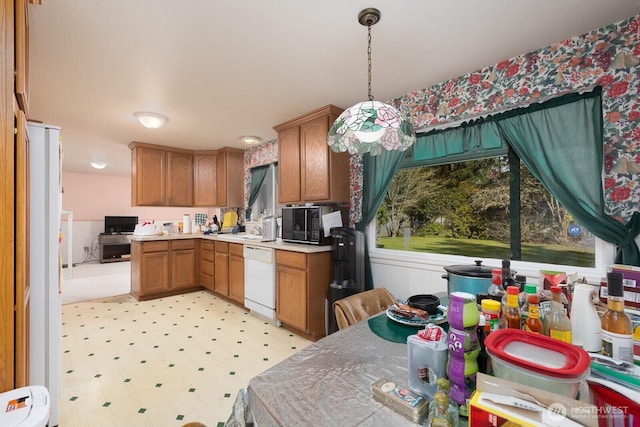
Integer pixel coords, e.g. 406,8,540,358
385,304,447,326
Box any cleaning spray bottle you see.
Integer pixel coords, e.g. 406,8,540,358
570,281,602,352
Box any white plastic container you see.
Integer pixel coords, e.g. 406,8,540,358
485,329,590,398
0,386,49,427
407,324,448,398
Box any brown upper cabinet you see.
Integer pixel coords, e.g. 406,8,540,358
215,147,244,208
15,0,29,116
194,152,217,206
129,142,193,206
274,105,350,204
130,142,243,207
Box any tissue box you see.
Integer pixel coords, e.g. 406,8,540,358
540,270,565,290
407,325,448,398
469,373,598,427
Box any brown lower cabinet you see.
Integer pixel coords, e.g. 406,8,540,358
276,250,332,341
199,240,215,291
131,239,200,300
214,241,230,295
228,243,244,304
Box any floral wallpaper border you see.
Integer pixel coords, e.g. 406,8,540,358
349,14,640,225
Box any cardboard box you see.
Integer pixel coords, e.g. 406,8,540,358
469,373,598,427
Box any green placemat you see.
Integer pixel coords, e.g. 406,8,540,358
368,314,423,343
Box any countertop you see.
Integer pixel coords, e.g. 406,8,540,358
129,232,333,253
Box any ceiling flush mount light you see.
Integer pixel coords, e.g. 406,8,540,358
134,111,168,129
240,136,263,146
90,162,107,169
327,8,416,156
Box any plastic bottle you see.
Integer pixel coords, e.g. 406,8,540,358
571,282,602,352
446,292,479,414
515,274,527,293
523,294,543,334
503,286,521,329
601,272,633,362
487,268,504,300
519,284,537,327
543,286,572,343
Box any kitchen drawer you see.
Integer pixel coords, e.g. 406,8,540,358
276,250,306,269
141,241,169,253
215,241,229,253
172,239,195,250
201,259,214,276
230,243,243,257
201,241,214,251
201,249,214,262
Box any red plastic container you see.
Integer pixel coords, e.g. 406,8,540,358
588,380,640,427
485,329,591,397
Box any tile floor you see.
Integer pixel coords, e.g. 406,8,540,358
60,264,311,427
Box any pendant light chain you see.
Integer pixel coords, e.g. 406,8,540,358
367,24,374,101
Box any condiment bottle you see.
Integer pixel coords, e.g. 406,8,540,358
476,316,490,375
435,378,459,427
481,299,501,334
501,259,516,289
487,268,504,300
519,284,537,328
543,286,572,343
503,286,521,329
601,272,633,362
523,294,543,334
571,282,602,352
427,390,455,427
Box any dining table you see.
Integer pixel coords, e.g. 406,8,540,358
246,311,437,426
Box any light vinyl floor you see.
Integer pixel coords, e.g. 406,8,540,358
60,263,311,427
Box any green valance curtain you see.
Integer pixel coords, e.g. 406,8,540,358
246,164,270,220
403,120,507,168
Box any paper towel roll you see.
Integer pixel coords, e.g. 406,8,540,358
183,214,191,234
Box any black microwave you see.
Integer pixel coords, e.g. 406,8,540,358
281,205,347,245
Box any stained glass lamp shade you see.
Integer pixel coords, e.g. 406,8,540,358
327,8,416,156
327,100,415,155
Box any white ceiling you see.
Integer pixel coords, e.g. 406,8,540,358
28,0,640,176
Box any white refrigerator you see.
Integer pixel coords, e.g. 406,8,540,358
27,122,62,426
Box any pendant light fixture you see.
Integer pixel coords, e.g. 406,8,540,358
327,8,415,156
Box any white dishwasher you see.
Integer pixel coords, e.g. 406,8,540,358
243,245,280,326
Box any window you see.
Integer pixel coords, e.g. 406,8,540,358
249,163,280,220
375,150,596,267
364,89,623,285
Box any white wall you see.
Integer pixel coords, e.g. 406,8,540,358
61,171,222,265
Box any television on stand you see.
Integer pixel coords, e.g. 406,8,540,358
104,216,138,234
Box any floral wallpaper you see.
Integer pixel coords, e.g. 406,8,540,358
349,14,640,224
